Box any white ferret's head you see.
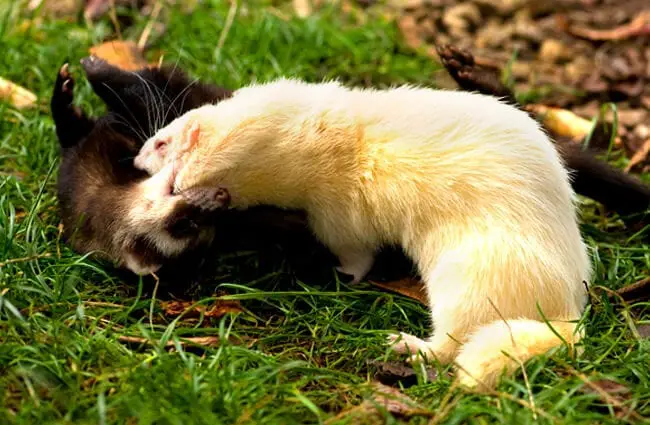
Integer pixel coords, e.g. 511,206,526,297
134,115,188,175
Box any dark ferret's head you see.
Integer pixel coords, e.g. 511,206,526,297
51,57,234,274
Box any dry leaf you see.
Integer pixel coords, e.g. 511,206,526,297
567,10,650,41
397,15,422,52
369,278,428,305
625,139,650,173
161,299,242,319
585,379,631,396
525,104,599,141
293,0,312,17
364,383,430,417
118,335,220,348
635,324,650,339
89,40,148,71
28,0,84,17
0,77,37,109
326,382,432,424
579,378,635,419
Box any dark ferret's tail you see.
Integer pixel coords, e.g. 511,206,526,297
436,44,650,225
559,143,650,218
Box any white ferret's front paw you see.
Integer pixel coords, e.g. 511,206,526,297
335,250,374,283
387,332,433,359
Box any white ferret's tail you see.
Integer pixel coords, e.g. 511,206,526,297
454,319,581,389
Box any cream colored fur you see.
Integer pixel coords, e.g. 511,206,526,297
135,78,592,389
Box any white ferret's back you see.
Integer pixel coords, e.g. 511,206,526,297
153,78,593,389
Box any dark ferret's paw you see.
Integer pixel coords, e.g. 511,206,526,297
436,44,479,86
54,62,74,102
436,44,475,69
180,187,231,211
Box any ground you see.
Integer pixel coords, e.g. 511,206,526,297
1,1,649,424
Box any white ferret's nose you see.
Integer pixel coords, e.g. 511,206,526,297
133,144,154,174
133,156,143,170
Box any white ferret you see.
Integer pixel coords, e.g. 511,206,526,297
134,78,592,390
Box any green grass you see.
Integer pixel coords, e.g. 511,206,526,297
1,1,650,424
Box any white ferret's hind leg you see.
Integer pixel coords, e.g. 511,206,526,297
388,247,478,365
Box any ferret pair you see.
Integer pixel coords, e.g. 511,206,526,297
132,78,592,390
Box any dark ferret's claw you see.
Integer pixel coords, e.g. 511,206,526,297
54,62,75,103
80,55,112,78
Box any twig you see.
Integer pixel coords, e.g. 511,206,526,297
566,10,650,41
149,271,160,331
0,253,51,267
108,0,122,40
615,276,650,303
137,0,164,51
216,0,238,53
625,138,650,173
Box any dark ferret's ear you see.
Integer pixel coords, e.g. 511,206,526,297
51,61,95,148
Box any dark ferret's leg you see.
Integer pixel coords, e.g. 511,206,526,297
437,43,650,222
51,62,95,148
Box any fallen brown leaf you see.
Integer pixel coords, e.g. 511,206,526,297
578,377,637,419
625,139,650,173
567,10,650,41
161,299,242,319
89,40,148,71
368,278,428,305
0,77,37,109
0,171,27,181
365,383,429,417
636,324,650,339
118,335,220,348
326,382,432,424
